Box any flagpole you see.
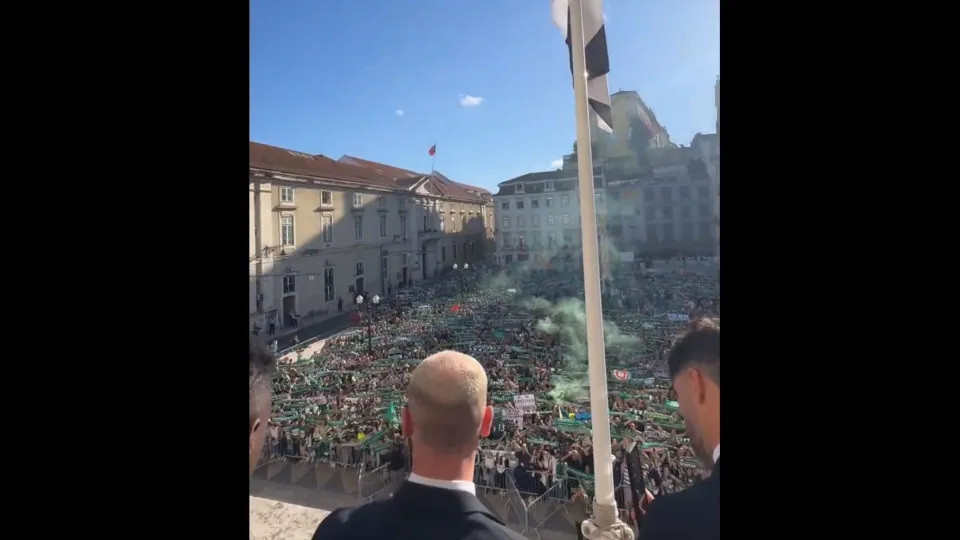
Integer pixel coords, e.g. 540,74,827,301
568,0,615,512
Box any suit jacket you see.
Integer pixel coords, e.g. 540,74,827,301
637,458,720,540
311,481,527,540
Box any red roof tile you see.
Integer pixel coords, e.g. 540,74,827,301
250,142,397,188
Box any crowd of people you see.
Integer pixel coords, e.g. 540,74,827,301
261,261,719,515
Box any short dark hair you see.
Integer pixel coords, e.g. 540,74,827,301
667,317,719,386
250,340,277,428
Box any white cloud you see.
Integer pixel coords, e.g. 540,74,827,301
459,94,484,107
395,109,404,116
551,159,563,169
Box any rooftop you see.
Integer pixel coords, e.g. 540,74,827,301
249,141,490,204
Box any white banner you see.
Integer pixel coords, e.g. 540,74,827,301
667,312,689,322
514,394,536,414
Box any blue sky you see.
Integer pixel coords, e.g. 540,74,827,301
250,0,719,192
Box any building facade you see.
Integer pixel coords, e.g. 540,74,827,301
496,136,719,265
249,142,493,333
492,167,605,268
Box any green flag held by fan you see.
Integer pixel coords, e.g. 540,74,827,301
385,402,399,426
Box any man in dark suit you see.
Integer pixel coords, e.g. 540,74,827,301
639,318,720,540
312,350,526,540
249,340,277,477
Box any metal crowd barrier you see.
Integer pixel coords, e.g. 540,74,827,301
255,439,384,470
255,440,636,536
358,463,395,501
471,462,630,537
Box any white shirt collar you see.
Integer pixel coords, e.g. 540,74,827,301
407,473,476,496
712,444,720,464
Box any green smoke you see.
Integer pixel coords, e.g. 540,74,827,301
523,297,640,402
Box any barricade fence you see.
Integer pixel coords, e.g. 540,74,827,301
255,440,633,535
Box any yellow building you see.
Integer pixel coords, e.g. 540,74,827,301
249,142,493,333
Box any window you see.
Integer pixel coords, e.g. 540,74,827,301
680,206,692,220
381,257,388,283
664,224,675,241
354,215,363,240
516,200,525,210
379,215,387,237
437,201,444,211
502,233,512,247
461,215,467,229
282,275,296,294
324,268,335,302
501,201,510,210
547,214,555,225
502,217,511,229
699,221,713,241
646,224,658,242
515,183,525,193
516,216,525,227
441,247,446,261
563,232,572,245
280,187,294,204
322,215,333,243
595,194,604,205
453,244,457,258
547,232,557,246
379,195,387,208
320,190,333,206
545,181,554,190
679,186,691,199
699,203,712,217
423,215,430,230
682,222,695,241
660,187,672,201
280,215,295,246
400,217,407,236
399,197,406,209
353,193,363,207
546,197,554,208
517,233,526,247
697,186,710,199
532,215,540,227
531,199,539,209
663,207,674,220
561,196,570,207
532,230,542,245
355,261,364,277
645,207,656,221
644,188,655,201
561,214,570,225
440,216,445,232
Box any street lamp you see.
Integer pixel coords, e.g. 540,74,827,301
356,294,380,353
453,263,469,298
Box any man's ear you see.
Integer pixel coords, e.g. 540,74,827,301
249,418,261,451
401,406,411,438
480,405,493,437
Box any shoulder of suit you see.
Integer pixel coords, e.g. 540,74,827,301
312,500,395,538
641,479,719,535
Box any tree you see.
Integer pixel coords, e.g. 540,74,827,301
572,141,578,154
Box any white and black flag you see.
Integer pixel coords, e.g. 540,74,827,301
551,0,613,133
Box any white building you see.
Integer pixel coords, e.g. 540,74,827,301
492,167,605,267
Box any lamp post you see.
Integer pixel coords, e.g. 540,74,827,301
355,294,380,354
453,263,469,298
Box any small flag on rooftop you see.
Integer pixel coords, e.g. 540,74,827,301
428,144,436,156
551,0,613,133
